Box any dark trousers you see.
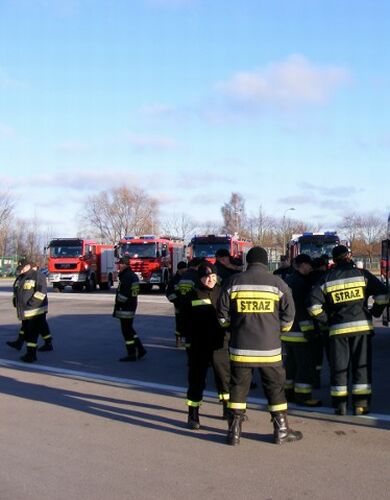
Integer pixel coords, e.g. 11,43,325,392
283,342,316,401
24,316,43,352
187,339,230,404
119,318,137,355
18,315,51,344
330,334,372,408
229,364,287,413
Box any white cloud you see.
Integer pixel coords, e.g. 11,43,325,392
216,54,350,110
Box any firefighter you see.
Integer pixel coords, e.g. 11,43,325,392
215,248,241,285
165,261,188,347
12,258,49,363
183,264,230,429
273,255,292,281
217,246,302,446
7,263,53,352
175,258,203,351
310,255,331,388
283,254,321,406
308,245,389,415
113,256,147,361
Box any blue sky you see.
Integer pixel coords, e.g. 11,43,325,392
1,0,389,237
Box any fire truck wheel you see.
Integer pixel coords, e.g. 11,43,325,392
53,284,64,293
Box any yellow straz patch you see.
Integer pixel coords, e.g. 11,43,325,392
331,287,364,303
237,299,274,313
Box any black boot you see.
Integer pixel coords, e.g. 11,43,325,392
7,338,24,351
38,342,54,352
20,347,37,363
334,402,347,415
272,412,303,444
187,406,200,430
227,412,245,446
135,337,147,360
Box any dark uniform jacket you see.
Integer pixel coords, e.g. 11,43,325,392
308,262,388,337
176,268,200,299
165,271,183,307
182,283,226,350
281,269,315,343
14,268,48,321
215,261,239,286
217,262,295,367
113,267,140,319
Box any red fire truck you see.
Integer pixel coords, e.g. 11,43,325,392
47,238,117,292
380,213,390,325
288,232,341,261
115,235,186,292
187,234,253,265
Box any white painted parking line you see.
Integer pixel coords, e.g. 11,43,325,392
0,290,169,304
1,359,389,423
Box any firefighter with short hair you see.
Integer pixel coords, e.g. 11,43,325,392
308,245,388,415
13,258,49,363
217,246,302,446
113,256,146,361
183,264,230,429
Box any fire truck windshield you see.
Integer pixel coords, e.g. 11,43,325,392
192,243,230,258
299,242,338,258
49,245,83,258
121,243,157,258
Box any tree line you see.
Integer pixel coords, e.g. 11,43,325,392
0,188,387,268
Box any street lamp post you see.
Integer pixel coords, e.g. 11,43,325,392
282,208,296,255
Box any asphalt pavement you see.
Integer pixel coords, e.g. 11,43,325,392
0,280,389,500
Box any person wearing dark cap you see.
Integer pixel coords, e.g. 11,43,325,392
12,258,49,363
282,254,321,407
273,255,292,281
113,256,147,361
217,246,302,445
308,245,388,415
182,263,231,429
215,248,241,285
165,261,188,347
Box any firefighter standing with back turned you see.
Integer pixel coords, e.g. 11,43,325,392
308,245,388,415
113,256,147,361
217,246,302,446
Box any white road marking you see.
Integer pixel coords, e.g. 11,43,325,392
0,290,169,304
1,359,389,423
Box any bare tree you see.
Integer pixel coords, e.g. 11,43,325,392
247,206,276,245
160,213,198,241
221,192,247,235
356,214,385,263
338,213,360,249
83,186,159,243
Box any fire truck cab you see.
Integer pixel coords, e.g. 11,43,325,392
288,231,341,262
115,235,186,292
47,238,116,292
187,234,253,265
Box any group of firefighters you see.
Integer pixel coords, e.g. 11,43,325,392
6,244,389,446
